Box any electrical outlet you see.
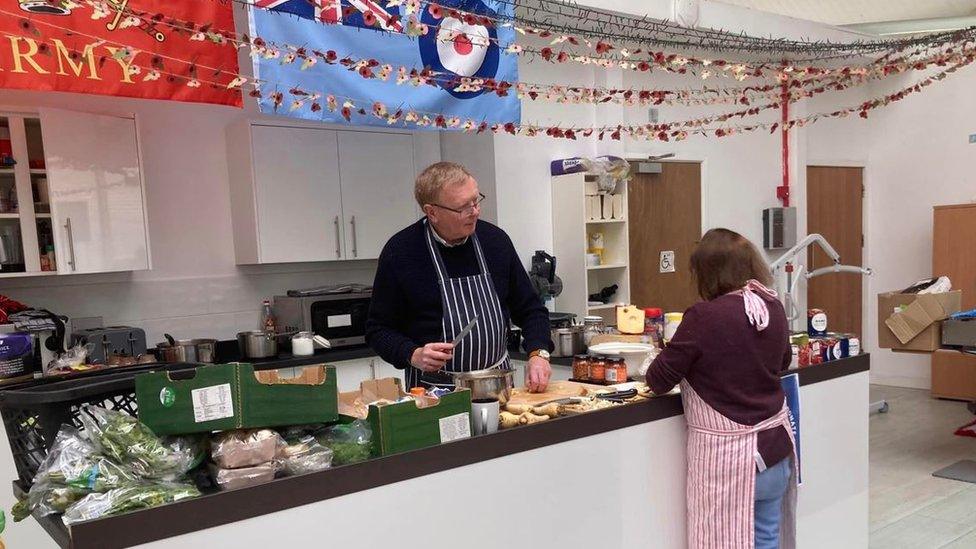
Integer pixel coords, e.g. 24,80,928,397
969,134,976,144
649,108,659,123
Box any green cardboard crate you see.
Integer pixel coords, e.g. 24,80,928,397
136,363,338,435
339,378,472,456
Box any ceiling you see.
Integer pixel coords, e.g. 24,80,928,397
713,0,976,26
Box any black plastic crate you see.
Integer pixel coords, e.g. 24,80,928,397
0,363,199,487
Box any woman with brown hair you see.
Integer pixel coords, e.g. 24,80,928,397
645,228,796,549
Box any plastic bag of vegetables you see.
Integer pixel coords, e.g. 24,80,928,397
12,426,138,521
62,482,201,525
316,420,372,466
278,434,333,476
79,406,206,479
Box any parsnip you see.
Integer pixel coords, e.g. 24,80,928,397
532,403,560,417
498,411,521,429
519,412,549,425
505,403,533,415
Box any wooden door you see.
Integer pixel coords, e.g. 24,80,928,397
41,108,150,274
337,131,417,260
251,125,344,263
628,161,702,313
806,166,863,336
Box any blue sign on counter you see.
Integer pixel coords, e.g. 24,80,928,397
781,373,801,484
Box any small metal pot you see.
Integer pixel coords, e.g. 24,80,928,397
237,331,279,359
451,369,514,404
155,338,217,363
552,326,585,357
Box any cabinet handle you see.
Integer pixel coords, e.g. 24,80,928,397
350,215,358,258
64,217,77,271
333,215,341,258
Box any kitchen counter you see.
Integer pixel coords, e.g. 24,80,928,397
15,354,869,549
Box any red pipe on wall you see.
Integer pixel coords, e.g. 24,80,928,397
777,79,791,207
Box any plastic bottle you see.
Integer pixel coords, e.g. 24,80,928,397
45,245,56,271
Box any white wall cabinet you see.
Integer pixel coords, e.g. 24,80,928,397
229,122,429,265
337,131,417,260
27,108,151,275
251,125,344,263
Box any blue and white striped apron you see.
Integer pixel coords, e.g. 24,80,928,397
406,221,511,389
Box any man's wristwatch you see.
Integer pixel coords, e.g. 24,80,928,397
528,349,551,361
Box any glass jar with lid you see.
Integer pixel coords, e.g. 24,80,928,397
605,357,628,384
582,315,606,347
572,354,590,381
588,355,607,383
643,308,664,348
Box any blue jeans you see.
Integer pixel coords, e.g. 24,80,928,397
754,456,792,549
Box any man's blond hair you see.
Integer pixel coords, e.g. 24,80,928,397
415,162,473,208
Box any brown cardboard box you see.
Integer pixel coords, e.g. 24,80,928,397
877,290,962,352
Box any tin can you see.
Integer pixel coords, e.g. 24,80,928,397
808,309,828,337
847,336,861,357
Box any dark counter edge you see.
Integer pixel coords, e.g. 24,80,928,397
46,354,869,549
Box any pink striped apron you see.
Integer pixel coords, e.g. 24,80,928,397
681,381,798,549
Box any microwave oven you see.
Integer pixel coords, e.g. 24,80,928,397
273,291,371,348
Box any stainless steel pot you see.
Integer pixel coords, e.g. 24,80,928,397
552,326,585,357
237,330,279,359
155,337,217,363
451,369,514,404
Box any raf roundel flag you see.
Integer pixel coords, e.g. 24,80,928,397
250,0,521,128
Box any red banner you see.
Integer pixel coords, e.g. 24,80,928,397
0,0,242,106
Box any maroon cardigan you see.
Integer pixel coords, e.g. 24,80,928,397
645,293,793,468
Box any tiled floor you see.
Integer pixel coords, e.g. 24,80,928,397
870,385,976,548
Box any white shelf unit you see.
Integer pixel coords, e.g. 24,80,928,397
551,172,631,325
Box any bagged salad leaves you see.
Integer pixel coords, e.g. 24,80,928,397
79,405,205,479
12,426,137,521
278,434,333,476
316,420,372,466
62,482,200,525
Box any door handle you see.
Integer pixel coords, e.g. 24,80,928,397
350,215,358,258
333,215,341,258
64,217,77,271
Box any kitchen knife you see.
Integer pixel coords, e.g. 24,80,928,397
451,317,479,346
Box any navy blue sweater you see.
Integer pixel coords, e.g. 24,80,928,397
366,218,552,369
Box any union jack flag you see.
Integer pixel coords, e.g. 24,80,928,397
254,0,403,32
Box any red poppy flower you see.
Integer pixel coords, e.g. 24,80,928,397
341,107,352,121
637,61,650,72
556,52,569,63
565,130,576,140
715,128,727,137
311,102,322,112
610,130,621,140
503,122,516,134
249,89,262,98
343,6,355,18
359,66,374,78
477,122,488,133
463,13,477,25
540,47,554,61
448,9,461,19
362,11,377,26
435,115,447,128
595,42,612,55
326,50,338,62
657,131,669,141
429,4,443,18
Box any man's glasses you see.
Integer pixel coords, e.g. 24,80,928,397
430,193,486,217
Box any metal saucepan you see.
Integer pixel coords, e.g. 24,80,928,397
452,369,514,405
551,326,585,357
155,335,217,363
237,330,279,359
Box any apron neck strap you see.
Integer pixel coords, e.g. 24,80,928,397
423,219,488,282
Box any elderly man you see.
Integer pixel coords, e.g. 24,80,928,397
366,162,553,392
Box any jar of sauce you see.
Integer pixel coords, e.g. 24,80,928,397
605,357,628,384
572,354,590,381
589,355,607,383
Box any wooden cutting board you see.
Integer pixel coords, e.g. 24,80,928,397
508,380,607,406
